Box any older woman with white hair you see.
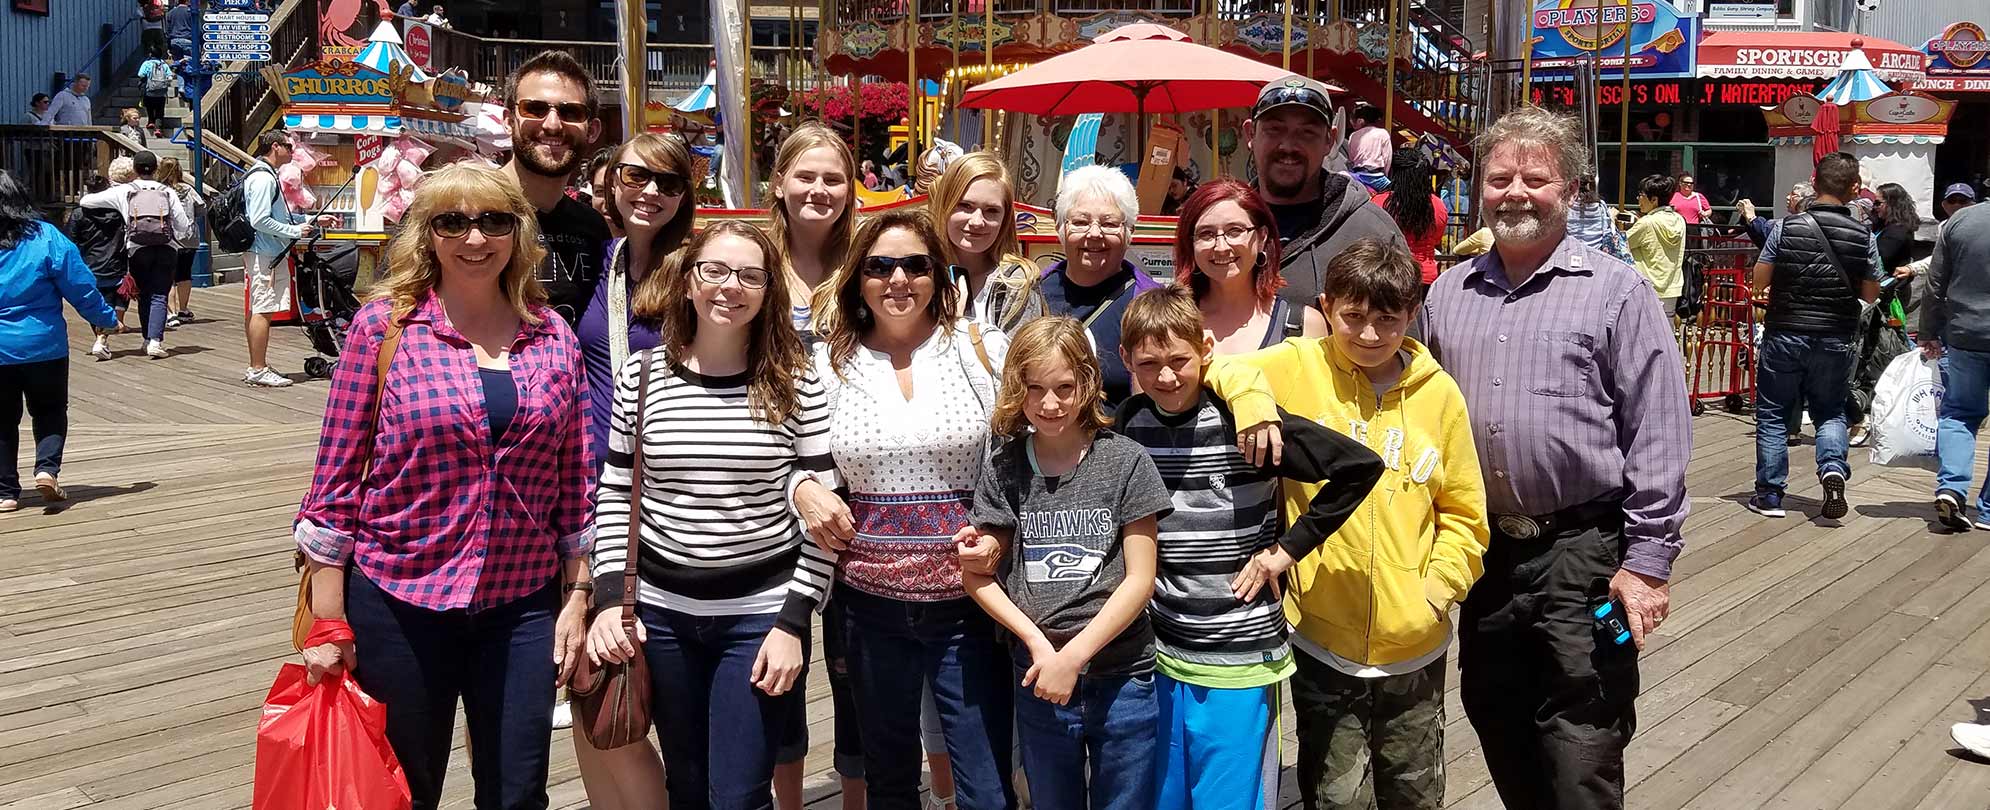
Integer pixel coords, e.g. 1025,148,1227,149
1041,164,1162,405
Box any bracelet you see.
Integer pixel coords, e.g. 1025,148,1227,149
563,581,595,598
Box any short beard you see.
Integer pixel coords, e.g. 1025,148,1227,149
513,131,582,178
1486,199,1568,246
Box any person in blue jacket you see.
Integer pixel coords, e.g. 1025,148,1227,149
0,170,118,512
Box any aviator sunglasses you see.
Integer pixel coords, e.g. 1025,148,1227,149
514,99,592,123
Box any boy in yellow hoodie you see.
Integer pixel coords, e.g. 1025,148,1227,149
1235,238,1489,810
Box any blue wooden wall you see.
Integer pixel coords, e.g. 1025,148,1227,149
0,0,145,121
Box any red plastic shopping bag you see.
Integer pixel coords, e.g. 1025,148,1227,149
252,662,412,810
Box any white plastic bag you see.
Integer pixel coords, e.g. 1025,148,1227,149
1869,349,1943,470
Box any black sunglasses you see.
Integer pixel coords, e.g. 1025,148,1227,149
514,99,592,124
861,254,944,279
615,163,688,196
1252,85,1329,117
430,211,519,239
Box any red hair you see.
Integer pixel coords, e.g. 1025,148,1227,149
1171,178,1284,305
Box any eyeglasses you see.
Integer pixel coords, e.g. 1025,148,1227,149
429,211,519,238
514,99,592,124
1193,224,1257,247
693,260,771,289
1064,217,1126,235
614,163,688,196
860,254,940,279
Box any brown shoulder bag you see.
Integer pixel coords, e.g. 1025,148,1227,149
567,350,655,749
291,316,405,651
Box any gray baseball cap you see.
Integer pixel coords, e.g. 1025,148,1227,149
1253,75,1333,122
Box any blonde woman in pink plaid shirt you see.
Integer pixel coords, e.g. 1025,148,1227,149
293,162,595,810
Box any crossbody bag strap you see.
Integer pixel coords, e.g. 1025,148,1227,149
620,350,653,634
1806,213,1856,287
361,316,404,480
1079,275,1140,330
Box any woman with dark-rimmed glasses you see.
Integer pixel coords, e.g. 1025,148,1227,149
586,218,847,810
294,161,594,809
569,132,693,810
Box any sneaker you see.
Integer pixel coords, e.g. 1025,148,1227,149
89,335,110,361
1747,491,1787,518
1954,723,1990,760
1849,424,1870,448
244,367,294,388
1936,491,1972,531
176,309,193,324
0,498,17,513
551,700,573,730
34,472,64,502
925,793,957,810
164,313,184,329
1787,431,1802,446
1820,471,1848,520
145,339,167,359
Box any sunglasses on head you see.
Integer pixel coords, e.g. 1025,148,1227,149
615,163,688,196
860,254,948,279
430,211,519,239
514,99,592,124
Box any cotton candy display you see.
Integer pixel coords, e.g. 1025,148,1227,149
279,142,330,211
371,137,433,223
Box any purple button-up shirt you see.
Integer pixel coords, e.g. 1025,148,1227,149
1422,235,1691,580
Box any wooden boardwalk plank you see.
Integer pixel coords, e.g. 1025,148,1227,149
8,285,1990,809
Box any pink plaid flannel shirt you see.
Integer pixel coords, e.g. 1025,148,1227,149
294,294,594,612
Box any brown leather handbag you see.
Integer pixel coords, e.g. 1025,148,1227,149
291,318,404,651
567,351,655,749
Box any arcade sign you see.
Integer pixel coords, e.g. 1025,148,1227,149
1528,0,1698,81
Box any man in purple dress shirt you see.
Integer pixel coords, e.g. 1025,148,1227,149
1422,106,1692,810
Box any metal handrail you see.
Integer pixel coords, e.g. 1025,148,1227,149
72,17,138,83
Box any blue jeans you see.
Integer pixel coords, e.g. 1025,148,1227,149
1755,331,1855,494
1013,665,1159,810
640,605,806,810
344,569,557,810
1937,346,1990,512
838,585,1015,810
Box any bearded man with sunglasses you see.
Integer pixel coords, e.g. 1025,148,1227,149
501,51,611,326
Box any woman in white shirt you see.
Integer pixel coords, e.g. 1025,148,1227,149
810,209,1014,810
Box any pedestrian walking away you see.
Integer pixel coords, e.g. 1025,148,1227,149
77,150,191,360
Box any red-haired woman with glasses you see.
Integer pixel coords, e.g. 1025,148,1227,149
293,162,594,809
1172,179,1328,355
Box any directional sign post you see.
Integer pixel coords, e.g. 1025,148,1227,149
201,10,272,63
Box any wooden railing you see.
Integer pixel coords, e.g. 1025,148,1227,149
0,126,141,218
430,29,822,97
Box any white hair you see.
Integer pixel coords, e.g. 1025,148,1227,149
1054,164,1139,231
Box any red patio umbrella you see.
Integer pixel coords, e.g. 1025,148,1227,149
957,23,1296,160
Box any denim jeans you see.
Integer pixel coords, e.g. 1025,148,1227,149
344,569,557,810
1013,665,1159,810
1937,345,1990,513
0,358,67,500
1755,331,1855,494
838,585,1015,810
130,245,175,342
640,605,806,810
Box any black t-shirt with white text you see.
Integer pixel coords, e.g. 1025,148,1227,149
536,195,610,326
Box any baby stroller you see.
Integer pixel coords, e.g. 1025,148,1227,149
293,236,362,379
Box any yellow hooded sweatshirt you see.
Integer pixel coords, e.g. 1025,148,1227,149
1236,335,1489,666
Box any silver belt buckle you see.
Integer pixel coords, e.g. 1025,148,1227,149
1496,514,1541,539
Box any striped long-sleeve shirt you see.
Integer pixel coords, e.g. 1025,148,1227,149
590,349,842,635
1115,392,1382,681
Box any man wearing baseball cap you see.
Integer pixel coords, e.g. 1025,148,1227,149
1246,74,1408,335
1943,182,1977,220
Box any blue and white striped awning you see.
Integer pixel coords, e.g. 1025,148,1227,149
354,22,432,83
1816,48,1895,105
672,70,716,114
284,113,402,135
403,116,475,145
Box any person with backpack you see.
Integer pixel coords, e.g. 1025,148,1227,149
137,57,174,136
77,150,190,360
156,157,204,328
138,0,168,58
224,131,333,387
